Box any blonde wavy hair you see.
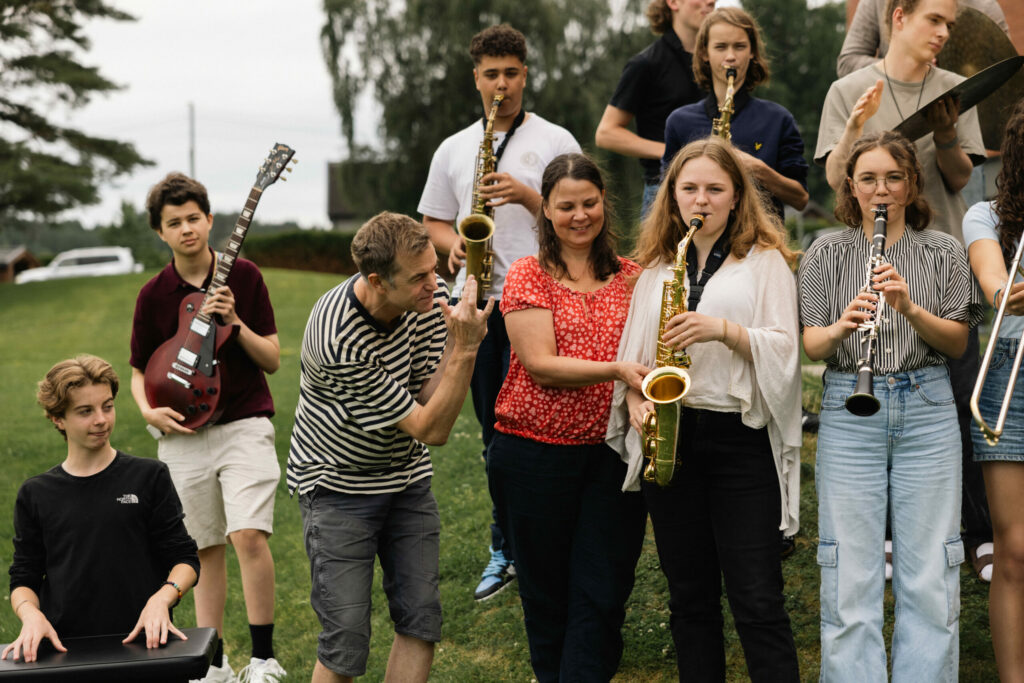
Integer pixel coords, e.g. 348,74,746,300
633,137,797,269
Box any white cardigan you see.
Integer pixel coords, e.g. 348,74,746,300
605,247,803,536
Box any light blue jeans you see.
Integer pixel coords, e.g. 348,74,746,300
816,365,963,682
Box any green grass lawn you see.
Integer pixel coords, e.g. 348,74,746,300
0,270,999,680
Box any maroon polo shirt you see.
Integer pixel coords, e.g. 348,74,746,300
130,249,277,423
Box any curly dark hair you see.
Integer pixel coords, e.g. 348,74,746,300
834,131,931,231
536,153,621,282
469,24,527,64
646,0,673,34
995,99,1024,266
146,172,211,230
693,8,770,92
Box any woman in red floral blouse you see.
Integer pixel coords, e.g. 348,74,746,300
487,152,650,682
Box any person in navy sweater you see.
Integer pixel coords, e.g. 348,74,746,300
662,6,808,221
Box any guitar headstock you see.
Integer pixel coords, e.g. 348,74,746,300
255,143,297,190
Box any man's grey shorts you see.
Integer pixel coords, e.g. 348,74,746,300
299,476,442,677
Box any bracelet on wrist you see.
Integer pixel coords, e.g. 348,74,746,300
934,135,959,150
163,580,182,608
721,318,729,345
995,287,1003,309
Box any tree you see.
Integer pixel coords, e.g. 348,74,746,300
321,0,652,226
0,1,151,217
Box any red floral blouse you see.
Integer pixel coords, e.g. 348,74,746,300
494,255,641,445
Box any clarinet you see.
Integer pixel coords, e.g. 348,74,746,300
845,205,888,416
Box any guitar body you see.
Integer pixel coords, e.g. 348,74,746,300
144,292,239,430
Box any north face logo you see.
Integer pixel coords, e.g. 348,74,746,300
117,494,139,504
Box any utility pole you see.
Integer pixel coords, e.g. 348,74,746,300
188,102,195,177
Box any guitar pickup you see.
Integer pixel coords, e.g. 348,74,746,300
166,372,192,389
172,362,195,376
177,348,198,366
190,319,211,336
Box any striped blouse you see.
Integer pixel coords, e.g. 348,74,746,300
798,226,983,373
287,275,448,496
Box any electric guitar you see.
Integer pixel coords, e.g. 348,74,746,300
143,143,295,430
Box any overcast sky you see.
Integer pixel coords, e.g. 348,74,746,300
70,0,345,229
67,1,747,230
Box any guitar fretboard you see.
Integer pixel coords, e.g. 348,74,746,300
196,187,263,325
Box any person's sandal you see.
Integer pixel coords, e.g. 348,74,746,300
885,540,893,581
970,542,994,583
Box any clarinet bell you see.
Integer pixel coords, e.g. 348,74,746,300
845,370,880,416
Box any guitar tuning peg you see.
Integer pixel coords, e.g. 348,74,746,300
280,176,287,182
286,167,293,173
292,158,299,164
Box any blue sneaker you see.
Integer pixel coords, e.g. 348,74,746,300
474,546,515,601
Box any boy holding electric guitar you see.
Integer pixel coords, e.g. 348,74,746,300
128,167,288,683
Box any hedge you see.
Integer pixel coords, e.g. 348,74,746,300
242,230,357,275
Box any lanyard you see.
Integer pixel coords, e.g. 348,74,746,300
685,228,731,312
486,108,526,165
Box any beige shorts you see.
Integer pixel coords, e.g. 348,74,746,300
158,416,280,550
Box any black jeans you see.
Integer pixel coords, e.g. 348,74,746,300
949,327,993,548
643,409,799,683
456,301,512,555
488,433,647,683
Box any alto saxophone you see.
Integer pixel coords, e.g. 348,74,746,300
458,93,503,303
711,68,736,141
640,214,705,487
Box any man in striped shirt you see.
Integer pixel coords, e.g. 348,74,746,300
287,212,492,683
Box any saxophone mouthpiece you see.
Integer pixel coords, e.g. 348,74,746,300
726,67,737,80
690,214,706,229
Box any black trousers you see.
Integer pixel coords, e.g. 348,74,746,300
950,327,992,548
489,433,647,683
643,409,799,683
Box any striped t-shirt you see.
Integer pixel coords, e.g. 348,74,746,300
798,226,983,374
287,275,449,496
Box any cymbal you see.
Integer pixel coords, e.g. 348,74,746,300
937,6,1023,149
894,56,1024,148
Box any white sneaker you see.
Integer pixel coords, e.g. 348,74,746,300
238,657,287,682
191,655,237,683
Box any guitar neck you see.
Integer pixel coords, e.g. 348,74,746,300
196,187,262,323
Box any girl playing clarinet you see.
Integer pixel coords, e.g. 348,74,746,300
799,130,981,681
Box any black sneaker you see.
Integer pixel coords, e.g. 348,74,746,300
801,409,819,433
781,534,796,559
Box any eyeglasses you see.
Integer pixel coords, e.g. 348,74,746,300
852,173,908,193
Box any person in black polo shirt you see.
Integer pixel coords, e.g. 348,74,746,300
596,0,714,215
4,355,199,663
662,7,808,221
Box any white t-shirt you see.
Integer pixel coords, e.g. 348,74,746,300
963,200,1024,339
417,112,580,298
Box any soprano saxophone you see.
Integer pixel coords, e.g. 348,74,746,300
640,214,705,487
458,93,503,303
711,68,737,141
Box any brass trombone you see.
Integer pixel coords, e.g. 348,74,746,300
970,236,1024,446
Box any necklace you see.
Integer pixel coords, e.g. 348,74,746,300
882,57,929,122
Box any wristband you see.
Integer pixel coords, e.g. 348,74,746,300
995,287,1003,309
934,135,958,150
163,580,182,608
